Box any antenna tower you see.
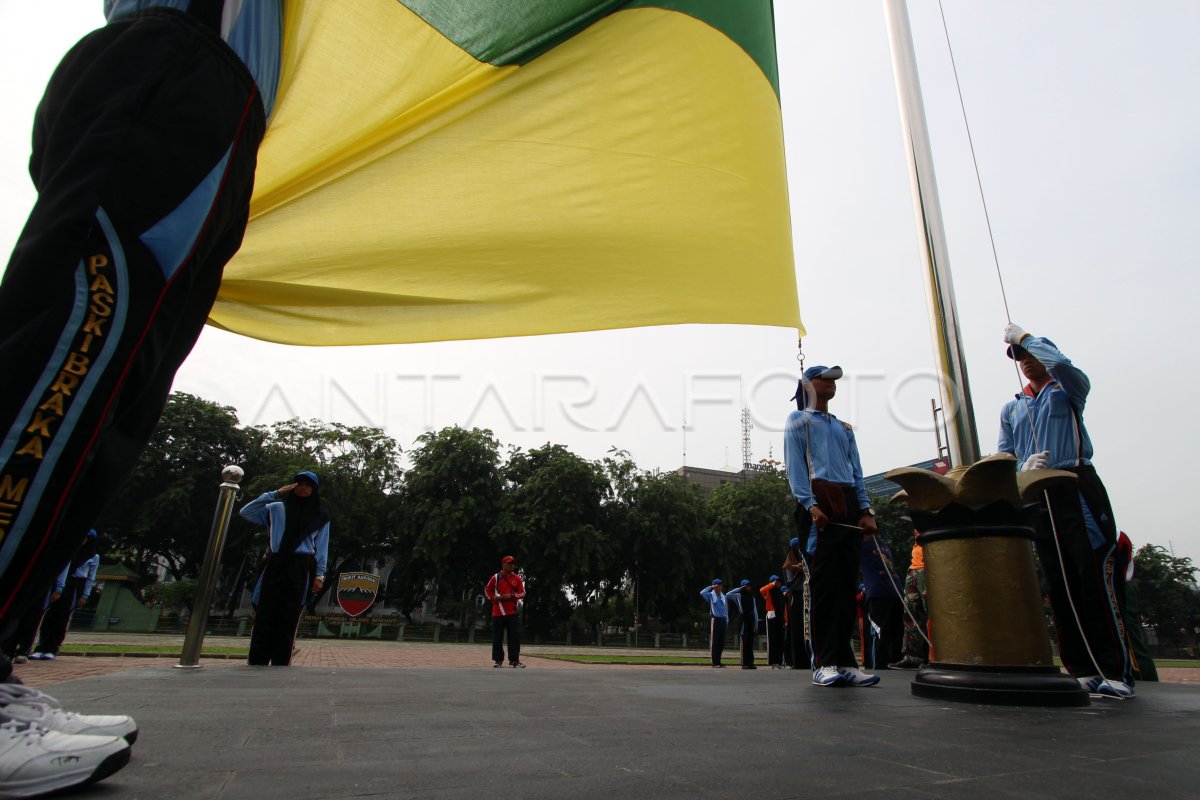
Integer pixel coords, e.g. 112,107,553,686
740,407,753,470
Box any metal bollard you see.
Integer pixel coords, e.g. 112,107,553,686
176,466,244,669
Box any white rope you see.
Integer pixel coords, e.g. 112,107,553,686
936,1,1119,696
873,540,933,651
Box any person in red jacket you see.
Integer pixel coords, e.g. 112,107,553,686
484,556,527,668
760,576,786,668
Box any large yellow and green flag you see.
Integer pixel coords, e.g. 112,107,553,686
212,0,802,345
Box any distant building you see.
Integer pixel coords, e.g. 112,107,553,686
674,464,777,497
676,457,949,501
863,457,949,499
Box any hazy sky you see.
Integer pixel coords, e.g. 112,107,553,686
2,2,1197,564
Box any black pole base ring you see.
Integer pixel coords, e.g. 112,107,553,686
912,664,1090,707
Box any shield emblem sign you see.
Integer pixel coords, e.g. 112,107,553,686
337,572,381,617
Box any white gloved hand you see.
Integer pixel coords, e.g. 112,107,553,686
1021,451,1050,471
1003,323,1029,346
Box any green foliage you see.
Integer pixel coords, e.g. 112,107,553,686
1130,545,1200,649
870,493,915,575
619,471,708,628
391,426,504,624
707,471,793,590
143,578,200,613
495,444,611,633
97,393,258,580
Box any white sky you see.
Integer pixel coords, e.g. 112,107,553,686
2,2,1198,564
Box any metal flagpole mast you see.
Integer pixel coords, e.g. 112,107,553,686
882,0,981,467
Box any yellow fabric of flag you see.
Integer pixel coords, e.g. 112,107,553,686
211,1,802,345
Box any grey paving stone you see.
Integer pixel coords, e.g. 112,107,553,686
43,665,1200,800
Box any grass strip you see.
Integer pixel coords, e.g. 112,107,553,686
60,644,248,657
537,654,755,666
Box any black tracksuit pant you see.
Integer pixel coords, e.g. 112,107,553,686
738,614,757,667
1034,466,1131,683
802,486,863,670
33,577,87,656
0,9,265,682
492,614,521,664
864,597,903,669
710,617,727,666
765,615,784,666
249,555,312,666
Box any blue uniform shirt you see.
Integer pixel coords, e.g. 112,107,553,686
998,337,1094,470
784,409,870,511
53,554,101,600
240,492,330,576
725,587,759,627
104,0,283,117
699,586,729,620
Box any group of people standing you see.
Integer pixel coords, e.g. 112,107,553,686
766,325,1139,696
0,530,101,664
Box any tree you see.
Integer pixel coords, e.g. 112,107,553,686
869,493,915,577
494,444,612,634
97,392,259,580
706,471,794,591
616,470,709,629
392,426,504,625
1130,545,1200,653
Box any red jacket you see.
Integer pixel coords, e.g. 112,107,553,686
485,571,526,617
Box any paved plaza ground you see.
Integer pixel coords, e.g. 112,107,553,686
15,637,1200,799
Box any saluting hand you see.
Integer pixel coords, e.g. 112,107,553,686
277,483,297,495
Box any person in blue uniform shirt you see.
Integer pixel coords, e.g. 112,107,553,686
1000,324,1133,698
859,537,903,670
726,579,760,669
240,472,330,666
785,364,880,688
25,531,101,661
781,537,810,669
699,579,730,668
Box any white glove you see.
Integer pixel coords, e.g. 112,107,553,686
1003,323,1029,346
1021,451,1049,471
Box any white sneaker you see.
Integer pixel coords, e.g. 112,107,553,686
812,666,844,686
0,719,130,798
838,667,881,687
1078,675,1135,698
0,685,138,744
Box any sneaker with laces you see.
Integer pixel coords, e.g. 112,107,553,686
838,667,881,687
510,662,526,669
888,658,922,670
0,719,130,798
0,685,138,744
1079,675,1135,698
812,666,844,686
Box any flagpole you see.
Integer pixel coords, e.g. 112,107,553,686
177,465,243,669
882,0,981,467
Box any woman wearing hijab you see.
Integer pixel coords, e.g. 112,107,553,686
240,472,331,666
